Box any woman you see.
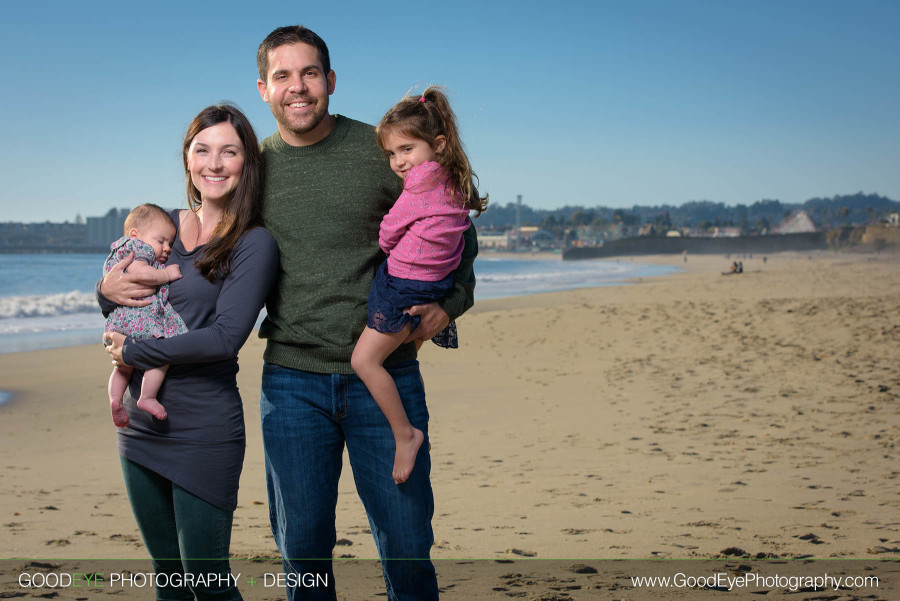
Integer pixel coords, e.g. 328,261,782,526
98,104,278,601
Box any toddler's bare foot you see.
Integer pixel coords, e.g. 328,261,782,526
393,428,424,485
110,398,129,427
136,396,167,421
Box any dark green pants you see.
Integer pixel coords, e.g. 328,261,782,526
120,456,242,601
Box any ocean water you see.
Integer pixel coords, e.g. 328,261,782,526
0,253,679,355
474,256,677,299
0,254,107,354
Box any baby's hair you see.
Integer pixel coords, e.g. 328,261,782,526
376,86,488,216
123,203,173,236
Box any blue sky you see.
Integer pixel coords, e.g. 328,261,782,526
1,0,898,223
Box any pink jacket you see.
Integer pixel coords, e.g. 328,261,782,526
379,161,470,282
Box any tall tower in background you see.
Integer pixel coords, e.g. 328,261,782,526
86,208,130,246
515,194,522,250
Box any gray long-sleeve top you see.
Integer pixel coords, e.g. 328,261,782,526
98,211,278,510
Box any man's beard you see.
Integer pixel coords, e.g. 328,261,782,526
278,97,328,136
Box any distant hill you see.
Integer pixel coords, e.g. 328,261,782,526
475,192,900,231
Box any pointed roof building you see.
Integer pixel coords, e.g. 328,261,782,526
772,210,817,234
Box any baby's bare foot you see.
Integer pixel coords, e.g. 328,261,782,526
110,398,129,427
136,397,167,421
393,428,424,485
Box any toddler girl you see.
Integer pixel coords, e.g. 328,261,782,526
351,86,488,484
103,203,186,427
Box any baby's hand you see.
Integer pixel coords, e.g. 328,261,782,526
165,264,183,282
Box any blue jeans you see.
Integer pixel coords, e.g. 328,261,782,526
260,360,438,601
120,457,241,601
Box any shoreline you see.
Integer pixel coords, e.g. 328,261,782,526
2,251,898,571
0,254,674,356
478,249,561,260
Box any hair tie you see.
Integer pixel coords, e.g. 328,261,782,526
418,96,426,103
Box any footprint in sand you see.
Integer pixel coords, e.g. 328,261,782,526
44,539,71,546
505,548,537,557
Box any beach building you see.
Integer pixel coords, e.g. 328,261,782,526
86,208,130,246
711,226,742,238
600,222,626,241
638,223,657,237
479,227,557,250
772,210,817,234
477,229,513,250
573,224,606,246
523,229,554,250
683,226,742,238
684,227,708,238
516,227,554,246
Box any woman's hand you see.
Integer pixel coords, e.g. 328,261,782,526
100,253,156,306
103,332,128,366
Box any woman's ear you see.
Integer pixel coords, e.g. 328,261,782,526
433,135,447,154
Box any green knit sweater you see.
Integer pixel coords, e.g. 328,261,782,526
259,115,478,374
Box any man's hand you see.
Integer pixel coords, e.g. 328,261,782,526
404,302,450,343
100,253,155,306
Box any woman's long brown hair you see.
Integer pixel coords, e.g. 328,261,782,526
182,103,262,281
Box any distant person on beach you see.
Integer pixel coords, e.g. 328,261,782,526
103,204,186,427
97,104,278,601
254,25,477,600
350,86,488,485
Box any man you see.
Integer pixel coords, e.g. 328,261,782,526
255,25,477,601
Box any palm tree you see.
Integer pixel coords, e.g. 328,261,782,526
838,206,851,226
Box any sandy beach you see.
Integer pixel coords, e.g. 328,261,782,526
1,251,898,598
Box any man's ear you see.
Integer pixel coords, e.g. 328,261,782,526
327,70,336,95
257,78,270,103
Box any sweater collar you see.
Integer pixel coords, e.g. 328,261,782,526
269,115,351,154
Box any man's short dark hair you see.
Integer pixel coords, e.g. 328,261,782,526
257,25,331,82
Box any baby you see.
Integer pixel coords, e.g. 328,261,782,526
103,203,186,427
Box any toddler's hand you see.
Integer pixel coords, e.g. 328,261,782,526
166,264,183,282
